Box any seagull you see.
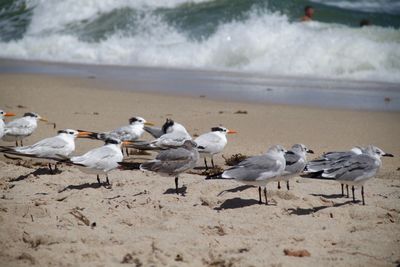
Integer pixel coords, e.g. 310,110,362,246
221,145,287,205
305,146,364,196
128,119,191,150
0,129,93,173
121,140,199,195
303,145,393,205
2,112,48,146
70,138,131,185
84,116,154,155
277,144,314,190
0,110,16,139
195,126,237,170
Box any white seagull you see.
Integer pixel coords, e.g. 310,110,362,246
0,110,16,139
2,112,48,146
70,138,131,185
221,145,287,205
277,144,314,190
0,129,93,173
195,126,237,170
303,145,393,205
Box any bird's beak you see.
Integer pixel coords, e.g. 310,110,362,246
5,112,16,117
39,117,48,122
307,149,314,154
383,153,394,157
227,130,237,134
122,141,135,147
77,131,95,138
144,122,155,126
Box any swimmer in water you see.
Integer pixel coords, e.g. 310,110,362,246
301,6,314,22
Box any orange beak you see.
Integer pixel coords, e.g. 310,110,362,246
77,131,95,138
5,112,16,117
227,130,237,134
122,141,135,147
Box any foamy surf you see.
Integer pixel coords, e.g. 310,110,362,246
0,0,399,83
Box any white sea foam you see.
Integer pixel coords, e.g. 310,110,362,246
26,0,213,34
1,3,400,83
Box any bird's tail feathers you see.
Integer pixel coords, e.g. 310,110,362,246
118,161,142,170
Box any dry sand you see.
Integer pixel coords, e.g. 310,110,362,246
0,74,399,267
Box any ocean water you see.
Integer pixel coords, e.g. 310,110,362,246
0,0,400,83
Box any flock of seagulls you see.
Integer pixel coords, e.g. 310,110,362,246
0,109,394,206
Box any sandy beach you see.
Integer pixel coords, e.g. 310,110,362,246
0,73,399,267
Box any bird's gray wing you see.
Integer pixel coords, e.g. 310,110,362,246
284,152,306,175
144,126,164,138
322,154,377,181
109,125,139,141
155,147,191,161
306,151,354,172
141,148,195,174
223,155,282,181
285,152,301,166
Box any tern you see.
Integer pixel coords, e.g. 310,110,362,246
128,119,191,150
303,145,393,205
221,145,287,205
92,117,154,141
305,146,364,196
0,110,16,139
277,144,314,190
83,116,154,155
0,129,93,173
195,126,237,170
70,138,131,185
2,112,48,146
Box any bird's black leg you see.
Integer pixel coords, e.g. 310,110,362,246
346,185,349,198
258,186,262,204
341,184,344,196
54,163,58,173
15,140,18,146
125,147,130,157
351,186,355,203
175,177,179,195
20,140,23,146
204,158,208,170
361,186,365,205
211,157,215,169
48,163,54,174
264,187,268,205
286,181,290,191
97,175,101,185
106,175,110,185
277,181,281,190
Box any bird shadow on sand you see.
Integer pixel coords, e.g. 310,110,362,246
58,182,110,193
310,193,348,199
287,200,359,216
214,197,260,210
217,185,254,196
10,167,61,182
163,185,187,196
